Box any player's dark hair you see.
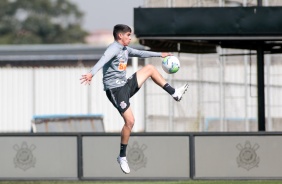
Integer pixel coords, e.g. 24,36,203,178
113,24,132,40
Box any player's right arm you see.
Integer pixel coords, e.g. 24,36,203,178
80,45,118,85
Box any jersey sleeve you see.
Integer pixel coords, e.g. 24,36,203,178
90,46,119,76
127,47,162,58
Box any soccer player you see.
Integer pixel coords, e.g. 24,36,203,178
80,24,188,174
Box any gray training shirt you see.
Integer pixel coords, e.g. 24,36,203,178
90,41,162,90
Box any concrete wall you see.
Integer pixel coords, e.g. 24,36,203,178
194,135,282,179
0,136,77,179
83,136,189,179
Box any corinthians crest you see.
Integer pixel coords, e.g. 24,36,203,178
13,142,36,171
127,141,147,171
236,141,260,171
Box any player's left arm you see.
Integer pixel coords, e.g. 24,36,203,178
161,52,172,58
127,47,172,58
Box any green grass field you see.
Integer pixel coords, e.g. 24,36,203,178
0,181,282,184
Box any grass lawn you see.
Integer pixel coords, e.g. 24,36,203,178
0,181,282,184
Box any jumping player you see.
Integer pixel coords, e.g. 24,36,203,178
80,24,188,174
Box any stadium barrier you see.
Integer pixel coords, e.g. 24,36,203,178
0,132,281,180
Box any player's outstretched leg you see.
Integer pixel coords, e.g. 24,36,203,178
172,83,189,101
136,64,189,102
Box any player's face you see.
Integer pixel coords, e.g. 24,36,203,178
120,32,131,46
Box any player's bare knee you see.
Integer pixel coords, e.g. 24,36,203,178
125,118,135,129
145,64,156,73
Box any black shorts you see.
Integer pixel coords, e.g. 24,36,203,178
106,73,140,114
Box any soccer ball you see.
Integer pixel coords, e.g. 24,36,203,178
162,56,180,74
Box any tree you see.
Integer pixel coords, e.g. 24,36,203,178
0,0,88,44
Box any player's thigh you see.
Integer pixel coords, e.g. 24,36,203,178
122,107,135,125
127,73,140,97
106,86,130,114
136,66,152,87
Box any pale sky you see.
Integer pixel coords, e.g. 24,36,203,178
69,0,144,32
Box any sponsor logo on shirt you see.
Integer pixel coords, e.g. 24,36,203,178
116,79,126,84
118,58,127,71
